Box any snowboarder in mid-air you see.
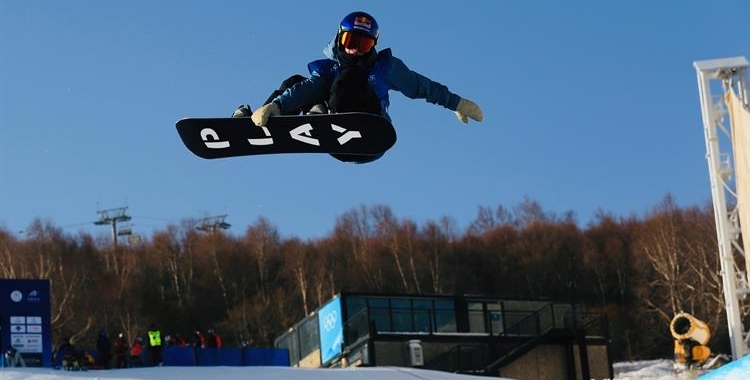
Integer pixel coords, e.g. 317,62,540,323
233,11,484,163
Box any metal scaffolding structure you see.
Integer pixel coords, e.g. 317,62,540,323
694,56,750,360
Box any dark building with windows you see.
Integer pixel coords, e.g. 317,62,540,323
275,292,613,379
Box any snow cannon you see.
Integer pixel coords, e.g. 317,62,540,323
670,312,711,345
670,312,711,367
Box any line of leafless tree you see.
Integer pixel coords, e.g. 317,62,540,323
0,194,737,361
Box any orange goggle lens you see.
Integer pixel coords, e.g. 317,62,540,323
340,31,375,52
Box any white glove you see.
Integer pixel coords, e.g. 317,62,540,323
251,102,280,126
455,98,484,124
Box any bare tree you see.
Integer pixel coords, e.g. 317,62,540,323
244,218,281,304
401,220,422,294
636,197,688,322
634,196,724,336
0,230,20,278
419,217,457,294
372,205,412,291
151,223,196,311
333,205,383,289
283,238,313,315
467,205,513,236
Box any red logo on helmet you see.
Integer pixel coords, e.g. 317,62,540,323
353,16,372,31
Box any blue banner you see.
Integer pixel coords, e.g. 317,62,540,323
317,295,343,365
0,279,53,367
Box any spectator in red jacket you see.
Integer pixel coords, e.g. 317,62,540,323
192,330,206,348
129,337,143,367
206,328,222,348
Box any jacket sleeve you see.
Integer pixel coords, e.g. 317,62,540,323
385,55,462,111
273,71,331,114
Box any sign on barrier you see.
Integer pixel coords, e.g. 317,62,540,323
318,295,343,365
0,279,53,367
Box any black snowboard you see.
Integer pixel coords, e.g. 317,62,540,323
176,112,396,160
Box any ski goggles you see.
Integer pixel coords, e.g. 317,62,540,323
340,31,376,52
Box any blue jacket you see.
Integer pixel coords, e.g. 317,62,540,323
273,39,462,121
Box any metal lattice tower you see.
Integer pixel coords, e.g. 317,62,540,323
694,56,750,360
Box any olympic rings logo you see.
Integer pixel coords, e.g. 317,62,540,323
322,311,338,332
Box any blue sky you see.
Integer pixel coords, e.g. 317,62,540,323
2,1,749,240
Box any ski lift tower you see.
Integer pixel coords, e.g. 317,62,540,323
196,214,231,234
694,56,750,360
94,206,132,252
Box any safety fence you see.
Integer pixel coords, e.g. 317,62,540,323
161,347,290,367
47,347,292,368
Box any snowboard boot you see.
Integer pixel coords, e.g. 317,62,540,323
232,104,252,118
307,103,328,115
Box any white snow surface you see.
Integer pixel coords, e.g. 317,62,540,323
1,359,749,380
1,366,498,380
